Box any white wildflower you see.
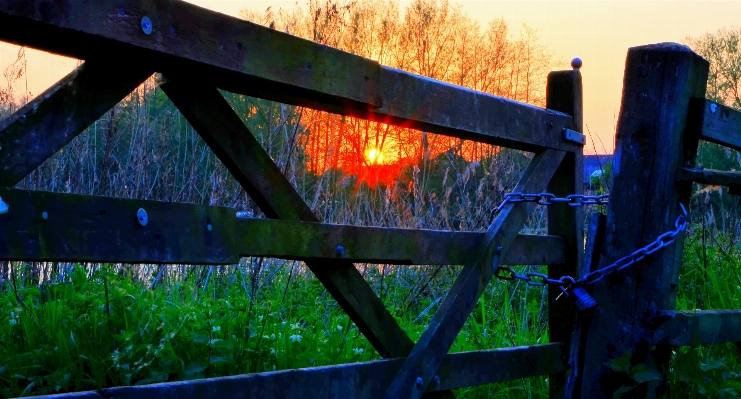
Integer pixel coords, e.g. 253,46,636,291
289,334,303,342
270,333,276,340
212,326,221,332
270,348,276,355
9,319,17,325
337,325,343,332
353,348,364,355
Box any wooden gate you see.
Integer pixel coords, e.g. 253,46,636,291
6,2,739,399
0,1,583,398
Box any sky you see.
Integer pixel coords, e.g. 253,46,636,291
2,0,741,154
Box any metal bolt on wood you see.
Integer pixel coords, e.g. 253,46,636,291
141,16,153,35
137,208,148,227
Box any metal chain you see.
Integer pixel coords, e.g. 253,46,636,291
577,203,688,285
494,199,688,292
494,192,609,213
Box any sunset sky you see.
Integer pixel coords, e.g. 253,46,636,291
2,0,741,154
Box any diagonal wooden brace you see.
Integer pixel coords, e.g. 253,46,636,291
0,60,152,187
383,149,566,399
158,79,417,359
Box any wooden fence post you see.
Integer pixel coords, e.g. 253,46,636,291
545,59,584,399
576,43,708,398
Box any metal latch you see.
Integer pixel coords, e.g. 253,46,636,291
564,128,585,145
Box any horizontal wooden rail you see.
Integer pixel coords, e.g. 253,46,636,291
676,167,741,194
653,310,741,346
0,189,564,266
26,343,566,399
691,98,741,152
0,0,577,153
235,218,564,265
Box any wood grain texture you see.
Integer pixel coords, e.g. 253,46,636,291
0,0,578,153
545,68,584,399
577,43,709,398
24,344,566,399
692,98,741,152
652,310,741,347
676,167,741,194
566,212,606,398
0,188,564,266
0,0,381,111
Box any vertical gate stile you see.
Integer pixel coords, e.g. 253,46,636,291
545,64,584,399
575,44,709,398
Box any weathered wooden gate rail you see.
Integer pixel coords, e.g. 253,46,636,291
0,188,565,266
0,1,582,398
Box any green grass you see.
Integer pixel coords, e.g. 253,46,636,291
1,226,741,398
0,262,551,398
668,229,741,398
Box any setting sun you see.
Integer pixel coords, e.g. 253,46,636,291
365,148,384,165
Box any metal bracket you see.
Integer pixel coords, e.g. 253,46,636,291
564,128,585,145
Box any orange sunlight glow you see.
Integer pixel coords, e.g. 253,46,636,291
365,148,384,165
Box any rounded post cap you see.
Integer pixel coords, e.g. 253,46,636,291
571,57,582,70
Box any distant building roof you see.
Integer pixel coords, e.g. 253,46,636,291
584,154,613,183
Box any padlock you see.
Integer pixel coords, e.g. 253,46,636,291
570,286,598,311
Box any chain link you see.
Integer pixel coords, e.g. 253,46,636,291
493,195,688,293
494,192,609,213
577,203,688,285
